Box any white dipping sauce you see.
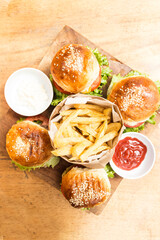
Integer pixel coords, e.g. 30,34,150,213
5,68,53,116
16,78,48,111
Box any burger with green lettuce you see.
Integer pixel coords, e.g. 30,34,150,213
107,71,160,132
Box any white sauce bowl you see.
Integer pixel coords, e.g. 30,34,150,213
110,132,156,179
4,68,53,116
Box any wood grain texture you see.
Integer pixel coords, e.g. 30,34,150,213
0,1,160,240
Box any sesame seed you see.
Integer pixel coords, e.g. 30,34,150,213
58,45,83,73
119,84,146,112
69,174,106,207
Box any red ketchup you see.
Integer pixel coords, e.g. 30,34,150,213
113,137,147,170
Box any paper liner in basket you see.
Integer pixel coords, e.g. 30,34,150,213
49,94,124,168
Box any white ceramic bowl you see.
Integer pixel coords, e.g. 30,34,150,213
110,132,156,179
4,68,53,116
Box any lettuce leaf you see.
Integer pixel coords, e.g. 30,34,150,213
146,112,157,124
107,73,123,96
123,113,157,133
104,163,115,178
50,48,112,105
62,166,73,177
91,48,109,66
88,66,112,96
155,80,160,95
33,120,43,124
12,156,60,171
50,74,68,106
123,123,145,133
125,70,146,77
81,207,90,211
16,117,26,123
16,118,43,125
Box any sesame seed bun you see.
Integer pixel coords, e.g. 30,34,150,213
50,44,100,93
61,167,111,208
108,76,160,123
6,121,53,167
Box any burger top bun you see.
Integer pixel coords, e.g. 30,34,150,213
50,44,100,93
6,121,53,167
108,76,160,123
61,167,111,208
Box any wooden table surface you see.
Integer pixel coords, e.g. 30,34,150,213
1,1,160,240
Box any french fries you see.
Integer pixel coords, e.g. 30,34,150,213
89,122,101,131
106,122,121,133
103,108,112,123
51,145,72,156
53,122,60,129
74,104,104,112
70,116,107,124
60,109,104,117
54,137,85,148
103,108,112,118
91,145,111,156
60,109,90,116
52,104,122,162
96,120,108,140
78,125,97,137
79,131,118,162
71,141,92,158
87,135,95,143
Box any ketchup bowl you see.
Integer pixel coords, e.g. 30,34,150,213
110,132,156,179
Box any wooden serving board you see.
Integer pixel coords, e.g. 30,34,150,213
1,25,160,215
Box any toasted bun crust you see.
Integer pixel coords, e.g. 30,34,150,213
6,121,53,167
50,44,100,93
108,76,160,122
61,167,111,208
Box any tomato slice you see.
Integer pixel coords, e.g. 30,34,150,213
90,67,101,91
52,79,71,95
124,122,144,128
25,115,49,128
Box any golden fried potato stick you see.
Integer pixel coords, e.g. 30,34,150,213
51,145,72,156
87,135,95,143
96,120,108,140
106,122,121,133
74,104,104,112
54,110,81,147
54,137,85,148
52,122,60,129
71,141,92,158
91,145,110,156
71,116,107,124
80,130,118,161
60,109,90,116
103,108,112,118
89,122,102,131
78,124,97,137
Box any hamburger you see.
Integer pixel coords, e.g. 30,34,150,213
6,121,59,170
107,73,160,128
61,167,111,208
50,44,111,105
51,44,101,94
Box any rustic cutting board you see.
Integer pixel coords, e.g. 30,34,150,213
1,25,160,215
